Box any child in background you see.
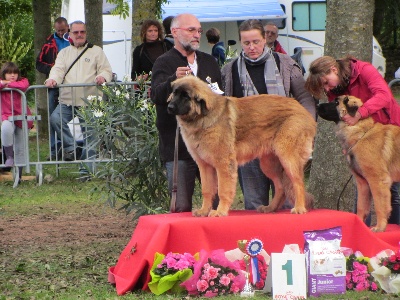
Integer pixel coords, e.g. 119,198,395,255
205,27,226,67
0,62,33,173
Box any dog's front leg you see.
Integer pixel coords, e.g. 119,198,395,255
209,159,237,217
193,161,217,217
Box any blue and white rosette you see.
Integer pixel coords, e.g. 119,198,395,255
246,239,263,285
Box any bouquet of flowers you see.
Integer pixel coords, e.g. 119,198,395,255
370,248,400,293
345,253,379,292
181,249,246,297
148,252,198,295
379,251,400,273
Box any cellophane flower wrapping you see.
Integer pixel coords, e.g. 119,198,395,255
370,249,400,293
148,252,199,295
180,249,246,297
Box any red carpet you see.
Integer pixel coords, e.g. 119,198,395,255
108,209,400,295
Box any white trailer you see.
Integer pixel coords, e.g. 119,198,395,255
61,0,385,79
161,0,386,77
274,0,386,77
61,0,133,81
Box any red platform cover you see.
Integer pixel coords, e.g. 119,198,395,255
108,209,400,295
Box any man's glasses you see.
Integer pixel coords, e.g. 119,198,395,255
175,27,203,34
265,30,277,36
71,30,87,35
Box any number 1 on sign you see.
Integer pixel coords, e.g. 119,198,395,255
268,253,307,299
281,259,293,285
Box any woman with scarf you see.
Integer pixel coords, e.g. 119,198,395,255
305,55,400,225
221,19,316,211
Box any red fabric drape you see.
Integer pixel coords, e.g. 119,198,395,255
108,209,400,295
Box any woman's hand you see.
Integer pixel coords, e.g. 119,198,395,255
342,111,361,126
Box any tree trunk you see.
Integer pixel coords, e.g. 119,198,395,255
84,0,103,48
309,0,374,213
32,0,51,138
325,0,374,61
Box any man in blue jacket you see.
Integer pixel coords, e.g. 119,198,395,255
36,17,70,161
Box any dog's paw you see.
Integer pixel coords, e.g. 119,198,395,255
291,206,307,214
208,209,229,217
257,205,276,213
193,208,211,217
371,225,386,232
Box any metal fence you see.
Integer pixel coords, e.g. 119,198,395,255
3,79,399,187
1,82,139,187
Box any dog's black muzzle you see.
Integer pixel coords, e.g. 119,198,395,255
317,99,340,123
167,102,178,115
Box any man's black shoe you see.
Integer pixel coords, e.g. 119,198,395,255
46,154,57,161
63,150,75,161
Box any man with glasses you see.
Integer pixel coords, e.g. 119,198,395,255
36,17,71,161
221,19,315,211
151,13,222,213
264,22,286,54
45,21,112,178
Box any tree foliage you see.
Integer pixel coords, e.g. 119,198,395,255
106,0,130,19
0,26,32,66
0,0,34,79
374,0,400,48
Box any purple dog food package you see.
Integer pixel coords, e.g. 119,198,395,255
303,226,346,297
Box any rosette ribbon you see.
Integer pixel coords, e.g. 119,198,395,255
246,239,263,285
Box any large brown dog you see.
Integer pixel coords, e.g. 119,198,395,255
167,76,316,217
335,95,400,232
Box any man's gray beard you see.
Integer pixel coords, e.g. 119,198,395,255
182,42,199,53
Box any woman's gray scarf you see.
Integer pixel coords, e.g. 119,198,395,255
238,47,285,97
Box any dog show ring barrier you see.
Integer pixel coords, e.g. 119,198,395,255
2,79,399,187
0,82,140,187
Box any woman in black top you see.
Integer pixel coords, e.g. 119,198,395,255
131,19,172,81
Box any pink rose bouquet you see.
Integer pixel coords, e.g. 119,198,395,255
181,249,246,297
148,252,198,295
345,253,379,292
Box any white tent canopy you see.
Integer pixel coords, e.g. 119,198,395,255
161,0,287,22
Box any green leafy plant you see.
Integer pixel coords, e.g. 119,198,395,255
78,77,170,220
0,25,32,66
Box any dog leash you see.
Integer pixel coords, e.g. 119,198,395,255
344,126,372,154
336,174,353,210
170,125,180,213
